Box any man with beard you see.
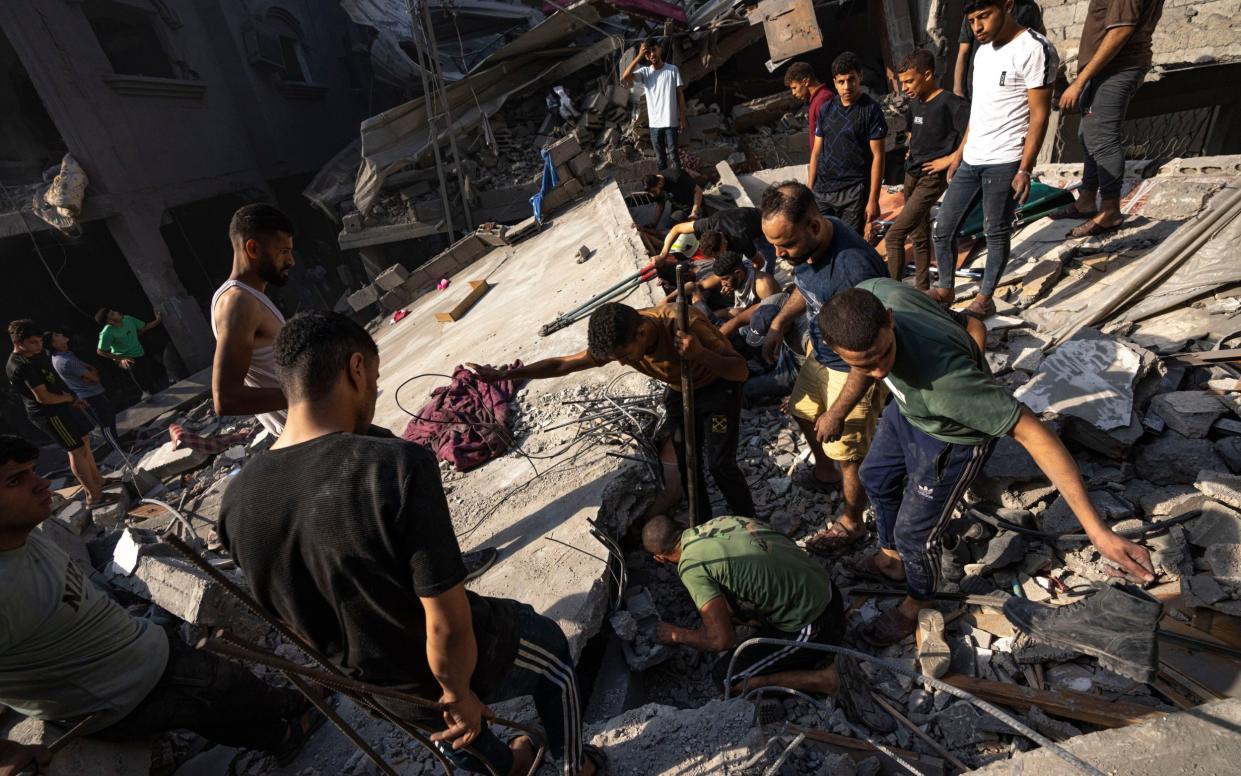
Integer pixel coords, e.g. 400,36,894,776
211,204,295,437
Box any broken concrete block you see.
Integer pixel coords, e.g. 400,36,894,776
1206,543,1241,583
2,715,151,775
346,285,379,312
137,441,208,481
373,264,409,292
1019,258,1064,303
342,212,364,233
935,702,996,748
1215,436,1241,473
609,84,630,107
110,555,260,631
1195,470,1241,511
1183,500,1241,547
730,92,801,132
53,500,89,534
1149,391,1227,438
568,151,594,179
379,287,411,313
1188,573,1226,604
1014,328,1144,431
546,134,582,167
1136,434,1227,485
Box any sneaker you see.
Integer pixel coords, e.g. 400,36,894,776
916,609,951,679
1002,583,1162,683
463,546,499,582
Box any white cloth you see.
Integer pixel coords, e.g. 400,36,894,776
210,280,288,436
963,29,1058,165
0,531,168,731
732,261,759,311
634,63,683,128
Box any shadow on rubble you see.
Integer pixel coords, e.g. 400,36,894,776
1035,218,1183,312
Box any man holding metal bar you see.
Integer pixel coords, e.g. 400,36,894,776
471,301,754,525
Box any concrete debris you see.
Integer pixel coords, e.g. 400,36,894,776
1149,390,1229,438
586,699,770,775
1183,499,1241,546
1217,436,1241,473
1135,433,1228,485
53,499,90,534
1014,328,1145,431
1205,543,1241,583
1196,469,1241,511
136,440,209,480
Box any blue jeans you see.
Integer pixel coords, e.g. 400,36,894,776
428,602,582,776
859,403,996,601
650,127,680,171
932,160,1019,297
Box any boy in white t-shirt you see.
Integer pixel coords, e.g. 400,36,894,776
621,38,687,170
928,0,1057,319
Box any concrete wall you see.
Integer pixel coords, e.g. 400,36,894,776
0,0,383,369
1037,0,1241,76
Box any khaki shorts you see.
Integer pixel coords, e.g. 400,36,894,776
788,358,885,462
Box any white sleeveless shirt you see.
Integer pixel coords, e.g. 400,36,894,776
210,280,287,436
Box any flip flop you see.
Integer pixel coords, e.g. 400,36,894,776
858,605,920,647
1069,219,1125,239
463,547,499,583
793,468,843,494
847,553,906,585
1047,203,1097,220
804,522,867,555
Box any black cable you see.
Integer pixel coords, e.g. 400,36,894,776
966,507,1202,543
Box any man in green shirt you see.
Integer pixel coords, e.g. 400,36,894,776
95,307,164,399
644,514,844,695
815,279,1154,645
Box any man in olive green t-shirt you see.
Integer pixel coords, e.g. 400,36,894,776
815,279,1154,646
95,306,164,398
643,514,844,694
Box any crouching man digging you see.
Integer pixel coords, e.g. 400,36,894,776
643,514,845,696
814,279,1156,649
220,312,601,776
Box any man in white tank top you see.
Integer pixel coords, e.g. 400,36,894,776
211,204,294,436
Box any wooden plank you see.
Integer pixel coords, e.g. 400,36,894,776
1152,672,1200,710
941,674,1164,728
434,280,491,322
1159,639,1241,700
1189,608,1241,650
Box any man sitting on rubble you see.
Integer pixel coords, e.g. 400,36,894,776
219,312,600,776
471,301,754,526
687,251,780,325
644,514,845,695
644,169,704,229
0,434,318,774
814,280,1156,646
655,205,773,272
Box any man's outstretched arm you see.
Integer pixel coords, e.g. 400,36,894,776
211,294,287,417
470,350,599,383
658,221,696,258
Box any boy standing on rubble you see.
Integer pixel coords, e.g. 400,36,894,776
886,49,970,290
807,51,888,240
470,301,754,525
814,279,1155,646
621,38,687,171
783,61,834,151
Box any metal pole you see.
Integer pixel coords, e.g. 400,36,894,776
419,0,474,228
407,0,456,241
674,264,701,525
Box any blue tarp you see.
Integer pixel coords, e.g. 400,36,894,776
530,147,560,224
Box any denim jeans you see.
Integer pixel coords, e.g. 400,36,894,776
932,160,1019,297
859,403,996,600
426,602,583,776
1080,67,1145,201
650,127,680,171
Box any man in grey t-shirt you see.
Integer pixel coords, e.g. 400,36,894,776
0,435,316,772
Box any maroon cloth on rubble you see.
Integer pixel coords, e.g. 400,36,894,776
402,362,521,471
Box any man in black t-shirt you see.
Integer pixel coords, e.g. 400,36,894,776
655,206,772,272
644,168,704,228
219,312,599,776
886,50,970,290
5,319,106,505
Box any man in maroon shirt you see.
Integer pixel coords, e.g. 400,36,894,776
784,61,834,151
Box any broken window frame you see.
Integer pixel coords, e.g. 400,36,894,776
80,0,183,80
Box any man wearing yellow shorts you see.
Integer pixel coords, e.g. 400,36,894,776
760,182,887,551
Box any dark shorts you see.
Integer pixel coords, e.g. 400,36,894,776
712,582,846,690
813,181,867,236
32,405,93,451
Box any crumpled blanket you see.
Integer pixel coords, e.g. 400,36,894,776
402,362,521,471
169,423,253,454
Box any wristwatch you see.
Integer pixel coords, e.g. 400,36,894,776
1016,169,1032,178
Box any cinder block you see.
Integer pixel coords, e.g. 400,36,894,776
380,287,412,313
546,134,582,166
568,152,594,178
347,284,379,312
374,263,409,292
342,212,364,233
136,441,208,481
555,163,573,183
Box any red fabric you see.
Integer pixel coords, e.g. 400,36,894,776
402,362,522,472
807,84,836,149
169,423,253,454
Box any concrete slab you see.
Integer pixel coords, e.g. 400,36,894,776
968,699,1241,776
0,715,151,776
738,163,807,206
368,182,656,656
1014,328,1144,431
115,368,212,436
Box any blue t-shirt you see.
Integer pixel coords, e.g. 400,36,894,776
813,94,888,193
51,351,105,399
793,217,888,371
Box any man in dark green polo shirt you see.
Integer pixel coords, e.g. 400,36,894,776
815,279,1154,646
644,514,844,695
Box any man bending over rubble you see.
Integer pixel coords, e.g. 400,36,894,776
655,205,772,272
644,514,845,695
0,434,318,773
220,312,601,776
471,301,754,525
815,279,1155,646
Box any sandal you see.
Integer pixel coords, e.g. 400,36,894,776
274,706,327,766
793,468,842,494
805,522,866,554
858,605,920,647
1047,203,1097,220
1069,219,1125,239
847,553,906,585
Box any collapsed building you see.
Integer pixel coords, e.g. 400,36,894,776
4,0,1241,775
